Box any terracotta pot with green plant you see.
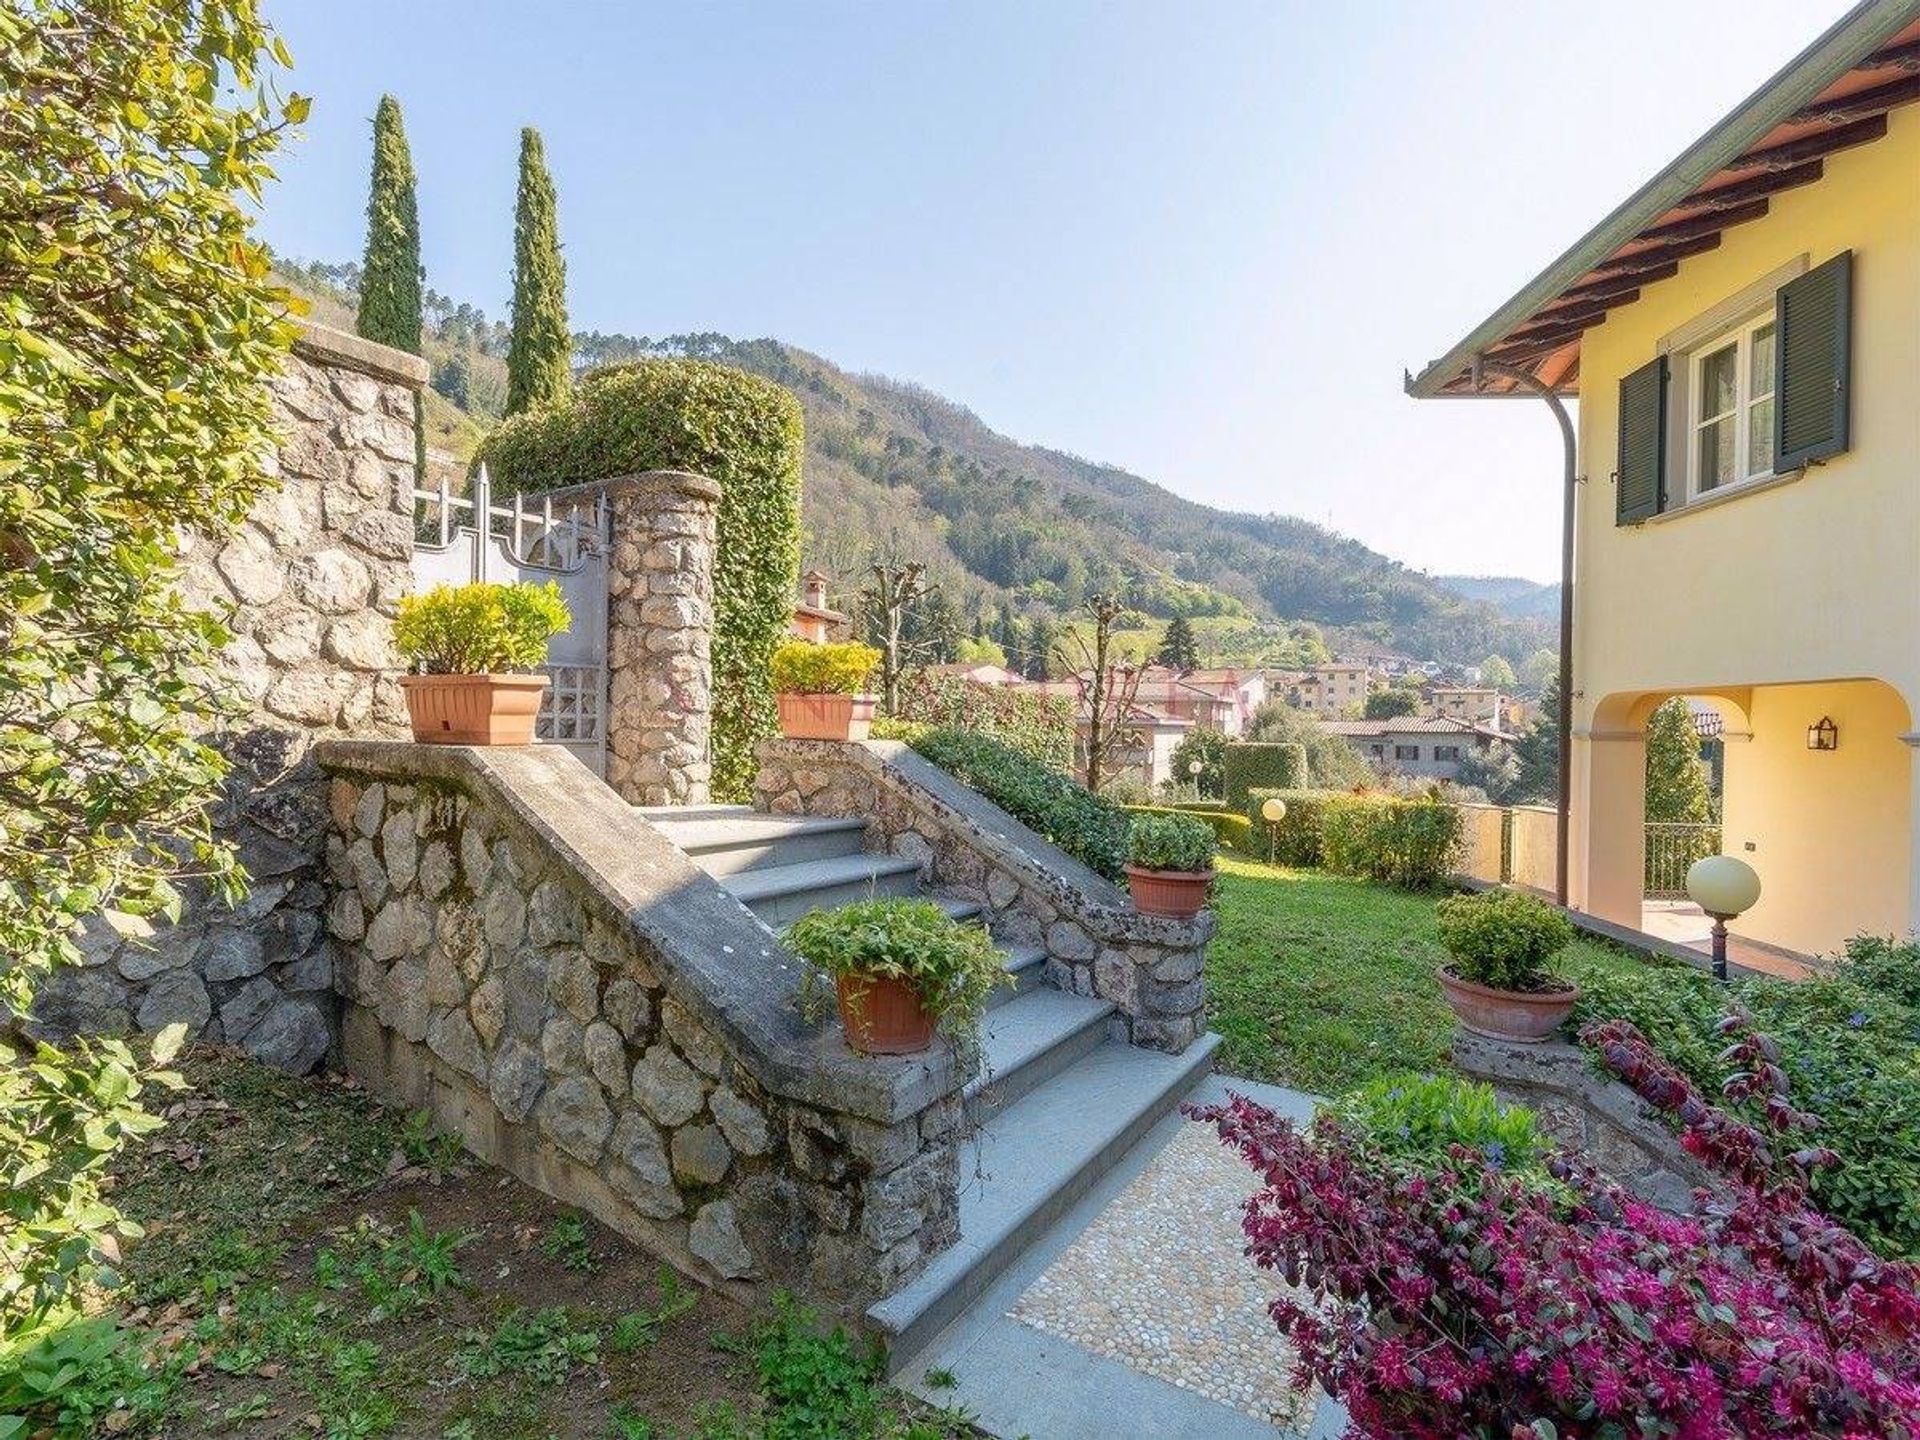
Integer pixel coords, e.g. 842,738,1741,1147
785,897,1010,1057
1434,888,1580,1043
770,639,880,742
392,580,571,745
1124,811,1216,918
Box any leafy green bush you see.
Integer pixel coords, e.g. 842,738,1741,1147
893,673,1074,772
392,581,570,674
1319,795,1463,888
910,728,1127,881
785,898,1009,1051
480,358,804,801
1574,937,1920,1259
1243,788,1338,866
1127,812,1216,873
1170,727,1226,800
1222,742,1307,811
1126,805,1252,852
1333,1071,1549,1178
868,716,929,743
1434,889,1574,991
768,640,879,696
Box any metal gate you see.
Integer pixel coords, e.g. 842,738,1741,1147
411,465,610,777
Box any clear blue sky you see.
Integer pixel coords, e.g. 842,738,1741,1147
259,0,1854,583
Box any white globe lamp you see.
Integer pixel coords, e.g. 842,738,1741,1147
1685,854,1760,982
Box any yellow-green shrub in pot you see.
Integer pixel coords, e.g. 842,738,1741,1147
1125,811,1217,918
1434,888,1580,1044
392,581,570,744
769,640,880,742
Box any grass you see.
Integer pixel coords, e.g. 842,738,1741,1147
1205,853,1662,1095
5,1051,979,1440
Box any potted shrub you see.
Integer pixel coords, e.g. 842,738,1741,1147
1124,811,1216,918
785,897,1009,1057
1433,888,1579,1043
770,640,881,742
392,580,571,745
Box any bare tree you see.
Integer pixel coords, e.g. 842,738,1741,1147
1055,592,1144,792
860,561,940,714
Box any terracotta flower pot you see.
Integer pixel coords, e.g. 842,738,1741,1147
401,673,550,746
834,973,936,1055
1436,965,1581,1044
777,692,876,742
1124,864,1214,919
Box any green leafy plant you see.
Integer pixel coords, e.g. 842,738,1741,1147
1125,805,1252,852
785,899,1010,1052
1243,787,1336,866
893,674,1075,772
480,358,804,801
607,1267,697,1353
1332,1072,1550,1179
1318,794,1464,888
909,727,1128,881
1434,888,1574,992
1221,742,1308,810
392,581,570,674
504,127,570,417
355,95,421,354
540,1214,596,1273
769,641,880,696
1126,812,1216,873
458,1305,600,1386
314,1211,472,1322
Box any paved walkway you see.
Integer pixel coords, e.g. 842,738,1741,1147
1639,899,1820,980
899,1071,1345,1439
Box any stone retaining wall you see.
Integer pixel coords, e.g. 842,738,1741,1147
317,740,968,1311
1452,1031,1720,1212
753,739,1211,1053
34,324,426,1072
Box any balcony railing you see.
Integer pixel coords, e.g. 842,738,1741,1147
1645,822,1721,899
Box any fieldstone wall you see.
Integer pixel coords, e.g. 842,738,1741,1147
753,739,1212,1053
33,324,426,1073
603,471,720,807
1452,1032,1721,1212
317,740,967,1311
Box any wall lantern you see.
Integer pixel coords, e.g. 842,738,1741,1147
1807,716,1839,751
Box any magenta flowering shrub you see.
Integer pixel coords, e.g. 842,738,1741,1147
1196,1027,1920,1438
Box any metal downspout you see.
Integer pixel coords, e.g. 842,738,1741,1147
1472,360,1577,907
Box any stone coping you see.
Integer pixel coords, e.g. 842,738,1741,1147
785,739,1214,951
314,740,963,1125
292,320,430,389
536,470,723,506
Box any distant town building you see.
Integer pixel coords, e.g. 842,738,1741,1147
1292,662,1372,715
1320,715,1502,782
790,569,845,642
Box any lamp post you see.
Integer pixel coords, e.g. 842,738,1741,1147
1261,795,1287,866
1685,854,1761,983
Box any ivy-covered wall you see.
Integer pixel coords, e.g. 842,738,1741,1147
481,361,803,801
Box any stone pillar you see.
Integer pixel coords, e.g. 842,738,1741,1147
604,471,722,807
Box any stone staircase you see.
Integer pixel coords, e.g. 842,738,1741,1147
638,803,1219,1368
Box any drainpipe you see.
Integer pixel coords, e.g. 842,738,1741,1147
1471,358,1577,908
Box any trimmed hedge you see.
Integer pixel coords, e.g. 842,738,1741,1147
1127,804,1254,852
1244,787,1339,866
894,673,1074,772
1223,742,1307,810
480,359,804,801
911,727,1127,881
1319,795,1463,889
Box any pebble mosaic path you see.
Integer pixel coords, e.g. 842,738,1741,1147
1010,1118,1318,1429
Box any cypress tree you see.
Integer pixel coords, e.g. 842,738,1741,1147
356,95,422,354
505,127,570,415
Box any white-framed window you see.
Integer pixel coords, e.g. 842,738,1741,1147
1687,311,1776,498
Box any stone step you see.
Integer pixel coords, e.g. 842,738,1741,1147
724,852,924,928
644,813,869,877
631,802,755,822
965,988,1116,1123
868,1031,1221,1370
988,944,1048,1010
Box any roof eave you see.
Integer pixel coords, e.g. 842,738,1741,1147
1405,0,1919,400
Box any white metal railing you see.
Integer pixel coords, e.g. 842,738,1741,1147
1645,821,1721,899
412,463,611,576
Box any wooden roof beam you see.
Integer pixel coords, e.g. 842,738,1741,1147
1678,159,1825,212
1728,113,1889,172
1564,263,1679,300
1860,37,1920,71
1636,198,1769,243
1486,312,1610,364
1591,231,1722,277
1790,71,1920,125
1514,290,1639,335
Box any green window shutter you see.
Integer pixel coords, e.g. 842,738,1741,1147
1774,250,1852,471
1616,354,1667,524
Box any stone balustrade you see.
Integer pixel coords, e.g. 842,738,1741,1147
753,739,1212,1053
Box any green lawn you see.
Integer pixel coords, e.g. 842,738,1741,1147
1205,854,1656,1096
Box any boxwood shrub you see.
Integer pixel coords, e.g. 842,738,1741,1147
1318,794,1463,889
1574,936,1920,1260
1127,811,1217,873
1222,742,1307,811
1127,804,1253,852
479,359,804,801
1244,787,1338,866
910,727,1126,880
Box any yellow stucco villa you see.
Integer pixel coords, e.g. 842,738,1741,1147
1411,0,1920,960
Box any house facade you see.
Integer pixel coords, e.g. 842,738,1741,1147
1410,1,1920,956
1292,661,1371,716
1321,716,1500,783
